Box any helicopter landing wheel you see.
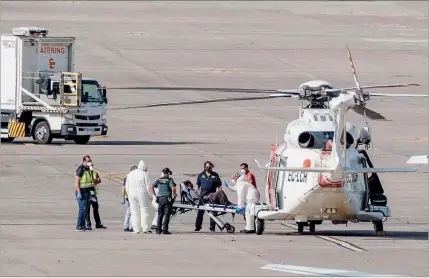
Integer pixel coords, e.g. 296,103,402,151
256,218,265,235
309,222,316,233
373,220,386,236
297,222,305,233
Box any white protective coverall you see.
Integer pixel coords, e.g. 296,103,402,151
151,187,158,227
125,160,152,233
228,175,260,231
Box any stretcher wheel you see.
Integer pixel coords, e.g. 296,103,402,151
224,223,235,234
256,218,265,235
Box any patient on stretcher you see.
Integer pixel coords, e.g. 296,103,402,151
180,180,200,204
180,180,234,208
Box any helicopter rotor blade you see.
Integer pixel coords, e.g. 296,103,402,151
108,95,291,111
351,105,386,120
270,92,300,98
108,86,279,94
275,89,301,94
369,92,428,97
340,83,421,91
346,45,362,91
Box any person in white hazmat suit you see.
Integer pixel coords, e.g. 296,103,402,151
125,160,152,234
226,172,260,234
150,187,159,230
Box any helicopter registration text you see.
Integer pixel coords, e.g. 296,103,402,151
287,171,308,183
345,173,358,183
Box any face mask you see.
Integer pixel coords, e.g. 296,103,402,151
240,169,246,174
205,167,212,172
161,172,169,177
89,166,94,170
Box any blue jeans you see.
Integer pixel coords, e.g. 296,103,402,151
124,201,132,229
76,189,91,228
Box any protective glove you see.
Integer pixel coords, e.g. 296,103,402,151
76,192,82,200
120,198,126,205
155,196,159,204
235,207,245,214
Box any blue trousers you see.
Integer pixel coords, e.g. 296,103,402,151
76,188,91,228
124,201,132,229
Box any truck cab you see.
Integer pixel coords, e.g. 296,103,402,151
40,76,108,144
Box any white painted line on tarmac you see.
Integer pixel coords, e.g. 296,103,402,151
261,264,398,277
316,234,365,252
282,223,366,252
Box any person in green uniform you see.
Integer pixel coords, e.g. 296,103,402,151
150,167,177,235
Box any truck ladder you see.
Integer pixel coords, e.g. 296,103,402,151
61,72,81,107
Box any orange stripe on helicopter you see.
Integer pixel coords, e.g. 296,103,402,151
267,144,278,209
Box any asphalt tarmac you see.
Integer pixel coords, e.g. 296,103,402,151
0,1,428,276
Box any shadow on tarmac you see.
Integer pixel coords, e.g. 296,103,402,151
268,230,428,240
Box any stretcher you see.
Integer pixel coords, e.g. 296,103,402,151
169,184,238,233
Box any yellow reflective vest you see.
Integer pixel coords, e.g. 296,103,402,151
80,170,99,195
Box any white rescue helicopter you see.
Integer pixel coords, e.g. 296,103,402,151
250,47,428,236
110,47,428,236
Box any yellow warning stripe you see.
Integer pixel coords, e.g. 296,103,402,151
8,120,26,138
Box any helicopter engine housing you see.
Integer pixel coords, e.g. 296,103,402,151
298,131,315,148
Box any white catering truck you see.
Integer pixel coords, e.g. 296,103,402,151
1,27,108,144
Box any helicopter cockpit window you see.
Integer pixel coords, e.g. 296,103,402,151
299,131,334,149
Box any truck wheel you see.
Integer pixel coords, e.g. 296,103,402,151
34,121,53,144
1,137,15,143
73,136,91,145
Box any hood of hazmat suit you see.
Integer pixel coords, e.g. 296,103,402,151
138,160,148,171
125,160,151,197
235,175,260,207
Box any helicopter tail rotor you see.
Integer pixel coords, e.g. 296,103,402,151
351,106,386,121
342,46,426,121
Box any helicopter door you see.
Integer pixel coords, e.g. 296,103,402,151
275,156,287,210
360,158,370,210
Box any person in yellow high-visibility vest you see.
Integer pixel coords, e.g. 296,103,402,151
75,155,96,231
83,159,106,230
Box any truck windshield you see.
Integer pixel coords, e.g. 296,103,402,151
82,80,105,103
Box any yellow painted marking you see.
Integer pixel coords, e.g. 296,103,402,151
24,143,35,146
92,135,107,139
97,172,127,181
8,120,25,138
